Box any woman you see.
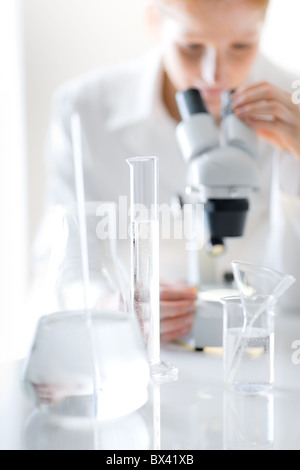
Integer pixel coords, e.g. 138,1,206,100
41,0,300,341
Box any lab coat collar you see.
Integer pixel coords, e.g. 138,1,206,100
105,48,165,131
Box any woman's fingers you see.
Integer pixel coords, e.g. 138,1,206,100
160,286,198,302
234,99,295,125
160,282,198,341
160,298,197,319
232,81,300,159
160,313,194,343
233,82,294,112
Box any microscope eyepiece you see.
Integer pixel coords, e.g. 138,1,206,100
176,89,208,120
221,90,236,120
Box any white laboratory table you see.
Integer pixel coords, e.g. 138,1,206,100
1,309,300,451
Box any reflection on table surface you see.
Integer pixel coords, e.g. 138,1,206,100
25,408,151,451
1,310,300,450
22,376,300,451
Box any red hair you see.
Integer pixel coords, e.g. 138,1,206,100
157,0,269,7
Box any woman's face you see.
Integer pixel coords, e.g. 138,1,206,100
155,0,266,117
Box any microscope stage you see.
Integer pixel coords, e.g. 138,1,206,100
191,286,237,349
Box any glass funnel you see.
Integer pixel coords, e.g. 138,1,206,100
23,202,150,420
50,202,127,312
127,157,178,384
231,260,296,321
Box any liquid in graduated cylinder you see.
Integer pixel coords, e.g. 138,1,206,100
224,326,275,393
23,311,150,420
132,219,160,364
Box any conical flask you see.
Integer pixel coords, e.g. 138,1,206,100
53,202,128,312
127,156,178,383
23,202,150,420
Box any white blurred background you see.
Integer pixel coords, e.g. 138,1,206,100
1,0,300,362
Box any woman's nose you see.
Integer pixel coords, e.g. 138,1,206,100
200,47,221,86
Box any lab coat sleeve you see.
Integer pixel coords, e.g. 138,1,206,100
274,95,300,306
268,151,300,308
44,86,78,207
276,191,300,308
31,85,79,280
279,151,300,197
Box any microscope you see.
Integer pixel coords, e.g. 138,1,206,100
175,89,260,349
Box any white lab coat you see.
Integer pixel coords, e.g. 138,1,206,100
39,47,300,308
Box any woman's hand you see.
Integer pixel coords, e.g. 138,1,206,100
160,281,197,343
232,82,300,160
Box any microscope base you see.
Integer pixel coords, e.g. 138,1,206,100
192,302,223,349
